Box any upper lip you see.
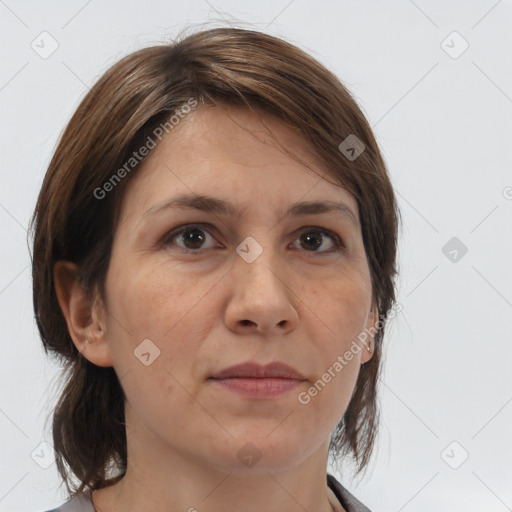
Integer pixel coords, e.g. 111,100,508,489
210,362,306,380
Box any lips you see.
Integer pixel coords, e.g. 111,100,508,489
210,361,306,380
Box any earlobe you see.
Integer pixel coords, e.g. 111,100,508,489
360,306,378,364
53,261,114,367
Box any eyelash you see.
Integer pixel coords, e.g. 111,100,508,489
161,223,345,255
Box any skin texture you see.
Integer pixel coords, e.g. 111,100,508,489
54,105,377,512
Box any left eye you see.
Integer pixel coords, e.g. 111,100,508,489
291,229,342,253
164,224,344,254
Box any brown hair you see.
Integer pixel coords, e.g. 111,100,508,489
30,25,400,496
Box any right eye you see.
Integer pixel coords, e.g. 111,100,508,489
162,224,220,252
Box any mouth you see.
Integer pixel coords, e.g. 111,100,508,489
209,361,307,399
210,361,306,380
209,377,305,398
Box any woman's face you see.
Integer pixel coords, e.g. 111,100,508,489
96,105,376,472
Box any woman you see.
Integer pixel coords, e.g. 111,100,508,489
31,26,400,512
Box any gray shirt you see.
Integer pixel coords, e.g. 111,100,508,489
42,473,372,512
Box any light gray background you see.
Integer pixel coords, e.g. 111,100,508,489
1,1,511,510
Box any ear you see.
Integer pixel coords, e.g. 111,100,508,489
360,305,378,364
53,261,114,367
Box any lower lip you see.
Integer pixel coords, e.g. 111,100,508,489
209,378,304,398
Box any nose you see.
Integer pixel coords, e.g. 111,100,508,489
224,240,299,336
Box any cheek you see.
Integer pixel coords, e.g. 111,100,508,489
103,257,221,383
103,260,208,420
106,257,208,338
295,275,370,425
297,354,361,445
308,272,372,347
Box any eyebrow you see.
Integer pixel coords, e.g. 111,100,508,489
143,193,359,226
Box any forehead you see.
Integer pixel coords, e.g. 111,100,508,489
152,104,329,173
118,105,358,222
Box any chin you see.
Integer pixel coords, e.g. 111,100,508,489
205,429,318,473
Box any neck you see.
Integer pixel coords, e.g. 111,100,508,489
93,468,339,512
91,407,343,512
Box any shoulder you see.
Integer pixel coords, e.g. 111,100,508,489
39,490,95,512
327,473,373,512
